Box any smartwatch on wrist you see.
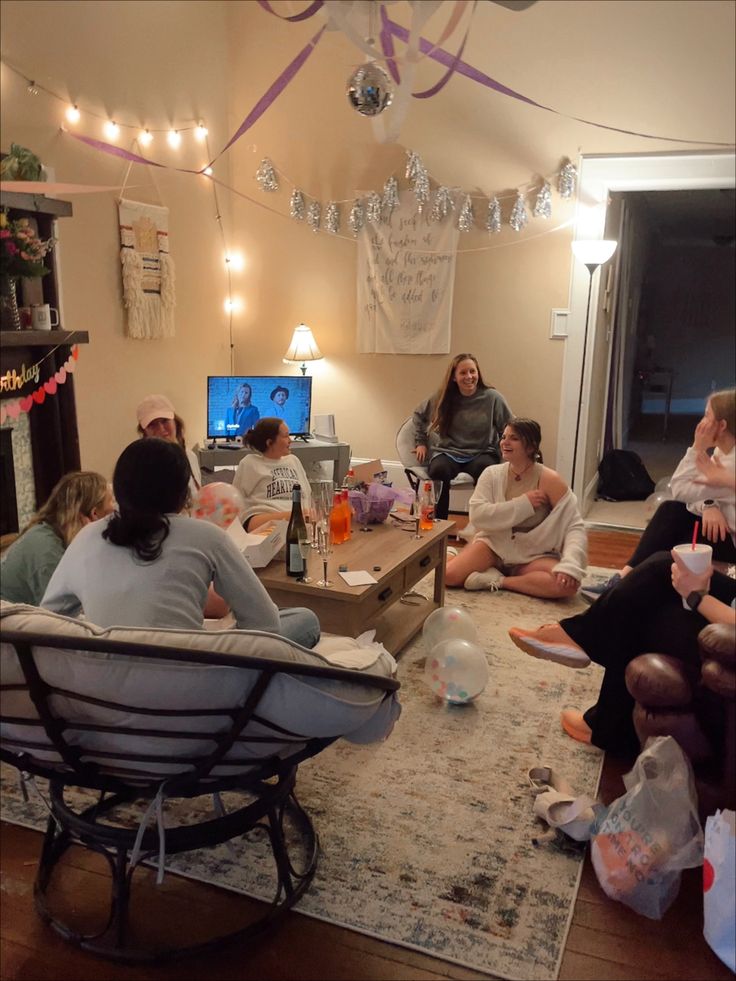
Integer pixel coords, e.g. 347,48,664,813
702,499,715,509
685,591,705,612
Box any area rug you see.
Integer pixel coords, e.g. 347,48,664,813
0,577,611,981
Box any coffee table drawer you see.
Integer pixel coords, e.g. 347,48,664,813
404,540,443,591
359,568,406,624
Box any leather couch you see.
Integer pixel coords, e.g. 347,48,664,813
625,622,735,811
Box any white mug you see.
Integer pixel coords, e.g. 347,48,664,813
31,303,60,331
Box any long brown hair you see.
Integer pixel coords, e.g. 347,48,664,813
505,418,544,462
21,471,109,547
431,353,489,437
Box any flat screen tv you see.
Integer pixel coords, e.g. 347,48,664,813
207,375,313,440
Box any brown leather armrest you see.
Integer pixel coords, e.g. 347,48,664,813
699,623,736,669
625,654,692,708
702,659,736,699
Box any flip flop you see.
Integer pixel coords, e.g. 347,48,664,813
533,790,600,842
527,766,576,797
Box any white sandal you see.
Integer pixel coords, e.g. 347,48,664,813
533,790,600,842
527,766,576,797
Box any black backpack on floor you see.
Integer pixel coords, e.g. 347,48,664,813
597,449,655,501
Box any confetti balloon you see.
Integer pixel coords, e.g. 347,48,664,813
347,63,394,117
423,638,489,704
191,482,244,529
422,606,479,652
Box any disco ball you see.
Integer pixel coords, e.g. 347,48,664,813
347,63,394,117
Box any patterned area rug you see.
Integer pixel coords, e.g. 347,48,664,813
0,577,611,981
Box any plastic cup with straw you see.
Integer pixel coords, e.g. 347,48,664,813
672,520,712,610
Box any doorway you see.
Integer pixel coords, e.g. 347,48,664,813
556,151,736,530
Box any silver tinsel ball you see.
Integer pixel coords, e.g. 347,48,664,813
431,186,454,224
348,199,365,235
256,157,279,192
486,197,501,234
382,176,399,222
509,192,528,232
457,195,475,233
307,201,321,233
347,63,394,117
533,182,552,219
366,191,383,225
558,161,577,200
290,189,305,221
325,202,340,235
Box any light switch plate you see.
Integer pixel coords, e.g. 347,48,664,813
549,309,569,339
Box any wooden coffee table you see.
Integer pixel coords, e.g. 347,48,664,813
257,519,454,654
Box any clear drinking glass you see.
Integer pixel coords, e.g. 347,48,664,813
316,524,333,587
431,480,443,520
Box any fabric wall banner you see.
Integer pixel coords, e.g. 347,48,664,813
357,197,459,354
118,198,175,339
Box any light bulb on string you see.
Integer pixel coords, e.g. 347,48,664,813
138,129,153,146
195,122,208,142
224,297,243,314
224,252,245,272
202,166,213,177
65,105,80,123
104,120,120,140
167,129,181,148
26,79,39,96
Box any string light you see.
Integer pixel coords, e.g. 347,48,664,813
224,297,243,314
167,129,182,148
104,120,119,140
195,122,208,141
224,251,245,272
203,166,213,176
138,129,153,146
65,104,80,123
26,79,39,95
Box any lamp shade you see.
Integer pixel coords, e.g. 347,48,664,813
571,239,618,266
283,323,323,367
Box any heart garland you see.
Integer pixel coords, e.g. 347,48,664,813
0,345,79,426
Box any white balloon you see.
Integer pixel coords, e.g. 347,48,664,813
423,638,489,704
422,607,479,652
191,482,244,529
655,476,673,494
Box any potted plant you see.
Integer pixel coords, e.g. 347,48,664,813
0,211,55,330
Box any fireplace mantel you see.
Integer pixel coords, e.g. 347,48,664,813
1,330,89,348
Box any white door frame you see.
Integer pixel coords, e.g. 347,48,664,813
556,150,736,498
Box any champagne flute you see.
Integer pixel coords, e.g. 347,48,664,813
431,480,443,521
316,524,333,587
297,532,313,583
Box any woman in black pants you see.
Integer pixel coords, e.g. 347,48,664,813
583,388,735,602
509,550,736,756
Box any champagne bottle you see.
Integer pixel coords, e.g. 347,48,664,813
341,488,353,537
285,483,307,577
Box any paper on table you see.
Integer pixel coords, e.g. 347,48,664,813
339,570,378,586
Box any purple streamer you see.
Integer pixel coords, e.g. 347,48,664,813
65,131,202,173
214,25,326,161
383,16,733,145
257,0,323,22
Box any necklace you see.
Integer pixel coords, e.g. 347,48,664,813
510,460,534,482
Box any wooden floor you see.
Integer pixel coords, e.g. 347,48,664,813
1,530,731,981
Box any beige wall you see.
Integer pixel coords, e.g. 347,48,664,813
1,0,734,483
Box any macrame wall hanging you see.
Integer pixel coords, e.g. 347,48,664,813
118,192,175,340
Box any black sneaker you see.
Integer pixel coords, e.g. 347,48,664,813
580,572,621,605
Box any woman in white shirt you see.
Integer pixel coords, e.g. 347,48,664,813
582,388,735,603
233,418,311,531
445,418,587,598
136,393,202,498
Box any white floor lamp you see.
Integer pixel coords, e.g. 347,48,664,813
569,239,618,490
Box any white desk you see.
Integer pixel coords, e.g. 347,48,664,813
196,439,351,486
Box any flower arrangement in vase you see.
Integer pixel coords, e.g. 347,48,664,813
0,211,55,330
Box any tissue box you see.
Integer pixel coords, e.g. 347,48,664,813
226,519,286,568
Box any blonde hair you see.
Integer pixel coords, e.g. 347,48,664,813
22,471,109,547
709,389,735,436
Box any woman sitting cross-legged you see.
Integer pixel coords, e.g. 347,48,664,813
445,418,587,598
41,437,320,648
1,471,114,607
508,549,736,757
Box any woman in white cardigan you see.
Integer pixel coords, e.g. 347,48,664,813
445,418,587,598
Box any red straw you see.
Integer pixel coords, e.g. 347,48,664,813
691,521,699,550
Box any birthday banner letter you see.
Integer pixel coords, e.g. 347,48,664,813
356,197,459,355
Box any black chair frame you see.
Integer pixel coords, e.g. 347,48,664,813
0,628,399,962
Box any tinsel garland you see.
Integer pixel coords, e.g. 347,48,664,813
257,150,577,235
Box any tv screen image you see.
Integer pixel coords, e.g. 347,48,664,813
207,376,313,440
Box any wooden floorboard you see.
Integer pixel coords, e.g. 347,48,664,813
2,530,730,981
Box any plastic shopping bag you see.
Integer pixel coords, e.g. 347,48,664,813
591,736,703,919
703,808,735,971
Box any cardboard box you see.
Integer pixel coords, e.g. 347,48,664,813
226,519,286,569
351,459,389,485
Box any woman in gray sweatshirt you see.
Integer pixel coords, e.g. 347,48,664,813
412,353,512,519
